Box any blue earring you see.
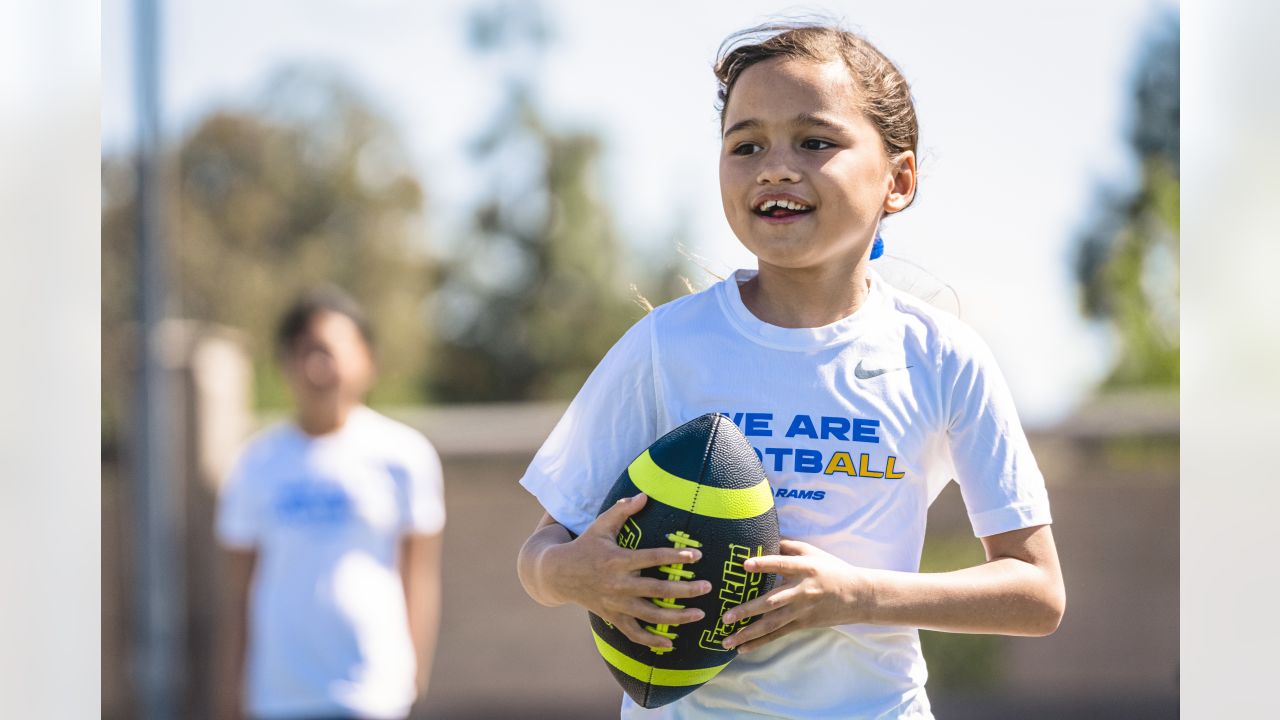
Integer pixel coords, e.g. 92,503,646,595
870,230,885,260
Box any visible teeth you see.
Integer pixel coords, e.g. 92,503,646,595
757,199,811,212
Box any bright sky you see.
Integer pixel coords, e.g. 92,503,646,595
102,0,1178,425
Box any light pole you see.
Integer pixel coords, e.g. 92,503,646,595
133,0,184,716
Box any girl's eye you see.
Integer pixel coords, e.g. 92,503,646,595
731,142,762,156
801,138,835,151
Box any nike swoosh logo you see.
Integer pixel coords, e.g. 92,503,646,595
854,360,913,380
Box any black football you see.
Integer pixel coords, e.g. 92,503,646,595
589,413,780,708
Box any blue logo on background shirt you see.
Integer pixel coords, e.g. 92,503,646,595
386,463,412,521
274,481,353,526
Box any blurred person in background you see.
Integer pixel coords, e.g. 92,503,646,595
216,287,445,720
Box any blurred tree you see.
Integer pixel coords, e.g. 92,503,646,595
1074,13,1179,389
103,67,434,431
428,0,642,402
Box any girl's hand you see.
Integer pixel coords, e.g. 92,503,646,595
541,493,712,649
719,539,876,653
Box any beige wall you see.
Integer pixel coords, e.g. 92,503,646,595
103,369,1178,718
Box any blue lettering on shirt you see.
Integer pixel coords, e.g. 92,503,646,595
743,412,773,437
774,488,826,501
820,416,851,440
763,447,792,472
785,415,819,439
852,418,881,444
794,449,824,473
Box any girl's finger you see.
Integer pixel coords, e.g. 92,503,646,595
587,493,648,537
626,546,702,571
779,539,817,555
612,614,671,649
736,618,802,654
721,584,798,625
628,576,712,600
623,596,704,627
744,553,807,576
722,604,799,650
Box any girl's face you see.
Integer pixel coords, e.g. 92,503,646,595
719,57,914,273
282,311,374,406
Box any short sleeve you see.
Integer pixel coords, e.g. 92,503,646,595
215,450,261,549
519,313,662,535
404,438,446,535
941,327,1052,538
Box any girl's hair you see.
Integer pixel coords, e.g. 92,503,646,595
275,285,375,357
714,23,919,171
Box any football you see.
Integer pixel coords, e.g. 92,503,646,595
589,413,780,708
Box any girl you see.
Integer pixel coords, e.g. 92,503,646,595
217,288,446,720
517,23,1063,719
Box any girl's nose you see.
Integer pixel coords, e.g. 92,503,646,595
756,149,801,185
302,350,339,388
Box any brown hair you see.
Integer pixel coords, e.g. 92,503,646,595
276,285,375,359
714,23,919,169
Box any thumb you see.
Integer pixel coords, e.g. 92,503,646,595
589,493,647,537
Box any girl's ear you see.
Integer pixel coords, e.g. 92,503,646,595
883,151,917,214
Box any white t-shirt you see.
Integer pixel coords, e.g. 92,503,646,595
520,269,1051,719
216,405,446,720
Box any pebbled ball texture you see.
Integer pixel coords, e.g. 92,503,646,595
588,413,780,708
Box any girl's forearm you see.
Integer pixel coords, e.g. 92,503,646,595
219,549,256,720
402,533,443,699
863,557,1064,636
517,518,573,607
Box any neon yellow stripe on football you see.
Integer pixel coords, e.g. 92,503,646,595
627,450,773,520
592,630,731,686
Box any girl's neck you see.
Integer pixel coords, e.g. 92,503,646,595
294,399,359,438
740,260,871,329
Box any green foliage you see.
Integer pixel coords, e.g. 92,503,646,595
104,3,689,416
1075,13,1179,390
917,532,1003,690
427,1,646,402
102,68,434,424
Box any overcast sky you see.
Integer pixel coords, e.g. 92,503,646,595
102,0,1179,424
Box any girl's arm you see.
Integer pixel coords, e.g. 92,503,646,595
218,548,257,720
720,524,1064,653
401,531,444,702
517,493,712,649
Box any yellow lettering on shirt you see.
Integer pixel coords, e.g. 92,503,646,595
885,456,906,479
858,453,885,478
823,451,857,476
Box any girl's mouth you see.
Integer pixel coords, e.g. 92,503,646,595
753,198,814,223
